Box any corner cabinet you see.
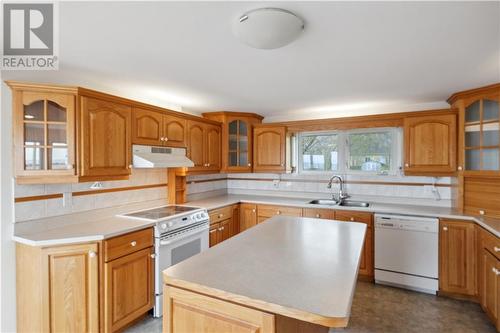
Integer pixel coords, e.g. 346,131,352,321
79,96,132,181
8,82,78,184
187,120,221,173
253,125,287,173
403,112,457,175
16,242,99,333
202,112,264,172
132,107,187,148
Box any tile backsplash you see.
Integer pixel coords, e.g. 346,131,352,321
14,169,453,222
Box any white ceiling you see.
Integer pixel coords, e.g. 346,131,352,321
3,1,500,122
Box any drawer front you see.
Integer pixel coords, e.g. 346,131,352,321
482,228,500,260
104,228,153,262
334,210,373,225
209,206,233,224
303,208,335,220
257,205,302,218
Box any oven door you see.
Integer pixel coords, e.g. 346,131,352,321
154,221,209,317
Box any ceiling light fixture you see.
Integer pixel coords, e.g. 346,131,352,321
233,8,305,49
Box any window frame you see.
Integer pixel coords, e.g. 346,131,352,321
297,127,402,175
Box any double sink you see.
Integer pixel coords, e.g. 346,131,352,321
309,199,370,208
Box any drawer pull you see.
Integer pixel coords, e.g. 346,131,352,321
219,227,224,231
130,241,137,247
493,268,500,276
316,214,320,218
494,246,500,252
277,211,281,215
88,251,97,258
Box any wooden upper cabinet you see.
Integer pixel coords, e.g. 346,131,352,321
206,124,221,170
132,108,163,145
187,120,221,173
187,121,206,171
163,115,187,147
132,108,187,147
253,126,286,173
79,96,132,180
439,219,477,296
8,82,78,184
404,113,457,175
202,112,264,173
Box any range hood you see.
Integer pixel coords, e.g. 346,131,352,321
132,145,194,168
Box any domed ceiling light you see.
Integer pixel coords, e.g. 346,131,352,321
233,8,305,49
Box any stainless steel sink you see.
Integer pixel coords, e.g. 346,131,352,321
338,200,370,208
308,199,370,207
308,199,339,205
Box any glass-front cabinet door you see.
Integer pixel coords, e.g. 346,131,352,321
13,89,76,183
464,94,500,173
227,119,251,171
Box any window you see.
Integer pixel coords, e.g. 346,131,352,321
298,128,401,174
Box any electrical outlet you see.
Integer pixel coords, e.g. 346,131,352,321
273,179,280,188
90,181,103,190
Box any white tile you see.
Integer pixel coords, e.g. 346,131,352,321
15,201,46,221
71,195,96,213
46,198,71,217
14,184,44,197
45,183,71,195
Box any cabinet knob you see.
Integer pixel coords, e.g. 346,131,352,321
160,137,165,141
252,209,256,213
164,137,168,141
209,229,216,234
280,163,284,167
248,163,251,167
315,214,320,218
276,210,281,215
219,227,224,231
492,267,500,276
207,163,210,167
88,251,97,258
130,241,137,247
218,214,223,218
150,253,156,259
405,163,409,167
350,217,354,221
443,226,448,231
479,210,485,215
494,246,500,252
458,166,463,171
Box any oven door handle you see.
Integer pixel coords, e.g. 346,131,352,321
159,224,209,246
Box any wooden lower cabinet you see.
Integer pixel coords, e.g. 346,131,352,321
334,210,374,279
479,227,500,330
16,242,99,333
209,205,240,247
257,204,302,224
103,228,155,332
240,203,258,231
303,208,335,220
103,247,154,332
164,286,275,333
439,219,477,296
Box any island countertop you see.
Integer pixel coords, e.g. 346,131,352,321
163,216,367,328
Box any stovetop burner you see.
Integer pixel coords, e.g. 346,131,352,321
121,205,200,221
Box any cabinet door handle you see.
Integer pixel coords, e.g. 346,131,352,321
160,137,165,141
492,268,500,276
128,164,133,169
218,214,223,218
457,166,463,171
150,253,156,259
443,226,448,231
130,241,137,247
276,210,281,215
88,251,97,258
248,163,251,167
164,137,168,141
350,217,354,221
252,209,256,213
494,246,500,252
404,163,409,167
219,227,224,231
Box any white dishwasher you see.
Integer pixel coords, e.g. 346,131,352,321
374,214,439,294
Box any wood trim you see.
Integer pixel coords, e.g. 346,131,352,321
15,193,63,203
447,82,500,105
15,183,167,203
202,111,264,121
73,183,167,196
5,80,79,94
271,108,456,132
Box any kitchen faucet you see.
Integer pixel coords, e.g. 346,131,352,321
327,175,350,202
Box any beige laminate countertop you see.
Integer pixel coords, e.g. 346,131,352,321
186,194,500,237
13,194,500,246
163,216,367,327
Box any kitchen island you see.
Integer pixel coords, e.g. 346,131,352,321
162,216,367,333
